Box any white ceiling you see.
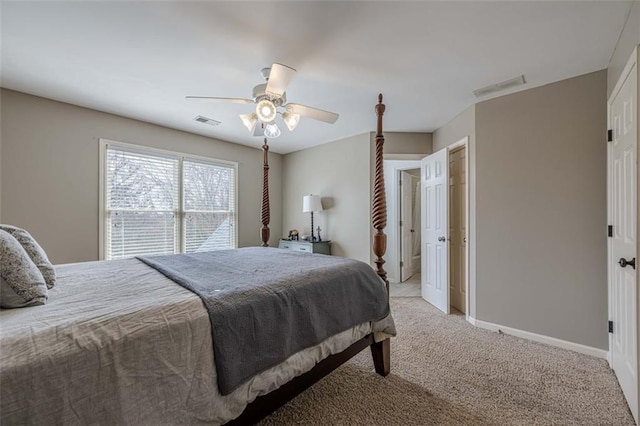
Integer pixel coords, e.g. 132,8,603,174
0,1,632,154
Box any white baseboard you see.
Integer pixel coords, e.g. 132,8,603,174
467,316,608,359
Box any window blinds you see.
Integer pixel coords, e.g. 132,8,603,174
104,144,236,260
183,159,236,253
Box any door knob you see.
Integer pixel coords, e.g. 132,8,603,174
618,257,636,270
410,229,415,233
438,236,446,242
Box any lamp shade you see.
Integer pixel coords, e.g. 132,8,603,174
302,194,323,213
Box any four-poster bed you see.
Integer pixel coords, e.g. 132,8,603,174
0,95,392,425
229,94,391,424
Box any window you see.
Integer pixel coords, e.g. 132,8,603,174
100,140,237,260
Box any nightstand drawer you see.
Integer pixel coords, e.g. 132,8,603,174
278,239,331,255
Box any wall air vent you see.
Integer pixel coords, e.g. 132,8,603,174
473,75,526,98
194,115,221,126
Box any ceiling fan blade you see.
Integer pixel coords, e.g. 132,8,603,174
265,63,296,97
286,103,339,124
185,96,253,104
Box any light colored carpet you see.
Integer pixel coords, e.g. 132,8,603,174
389,281,421,297
390,272,421,297
260,298,634,425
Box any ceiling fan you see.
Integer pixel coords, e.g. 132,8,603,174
186,63,339,139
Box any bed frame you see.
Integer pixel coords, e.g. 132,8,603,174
227,95,390,425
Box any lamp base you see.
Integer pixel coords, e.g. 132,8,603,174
310,211,316,242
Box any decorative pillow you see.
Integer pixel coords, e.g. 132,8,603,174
0,224,56,289
0,230,48,308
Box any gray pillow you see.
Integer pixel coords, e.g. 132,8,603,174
0,224,56,289
0,230,48,308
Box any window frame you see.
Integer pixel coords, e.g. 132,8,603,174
99,138,238,260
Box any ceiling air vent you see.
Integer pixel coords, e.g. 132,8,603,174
194,115,221,126
473,75,526,98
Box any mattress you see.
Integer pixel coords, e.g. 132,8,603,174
0,258,390,425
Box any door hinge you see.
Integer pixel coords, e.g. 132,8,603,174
400,261,404,267
607,129,613,142
400,220,403,227
609,320,614,334
608,225,613,237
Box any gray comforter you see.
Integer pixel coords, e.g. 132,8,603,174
138,247,390,395
1,258,395,425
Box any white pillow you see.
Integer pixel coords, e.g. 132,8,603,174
0,230,48,308
0,224,56,289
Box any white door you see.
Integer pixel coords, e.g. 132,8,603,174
400,171,414,282
609,49,638,423
421,148,449,313
449,148,467,314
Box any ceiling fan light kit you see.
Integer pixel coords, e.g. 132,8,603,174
256,99,277,122
282,108,300,131
187,62,339,140
240,113,258,132
264,122,281,138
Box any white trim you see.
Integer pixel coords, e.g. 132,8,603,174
610,45,639,102
607,95,613,365
100,138,238,167
471,317,608,359
98,140,106,260
178,158,185,254
449,136,469,151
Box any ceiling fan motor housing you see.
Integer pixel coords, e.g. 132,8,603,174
252,83,286,106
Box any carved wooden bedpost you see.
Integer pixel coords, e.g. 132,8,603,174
261,138,270,247
370,93,390,377
372,94,388,289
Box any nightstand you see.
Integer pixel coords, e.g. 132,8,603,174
278,239,331,255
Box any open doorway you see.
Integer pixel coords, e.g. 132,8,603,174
400,169,421,282
383,156,423,298
396,169,421,296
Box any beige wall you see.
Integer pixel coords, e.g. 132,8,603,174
376,132,433,155
608,0,640,97
282,133,371,262
0,89,282,264
432,105,477,318
282,131,431,263
433,106,475,153
475,70,608,349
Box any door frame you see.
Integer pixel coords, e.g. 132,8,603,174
447,137,470,317
383,155,423,284
606,45,639,421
